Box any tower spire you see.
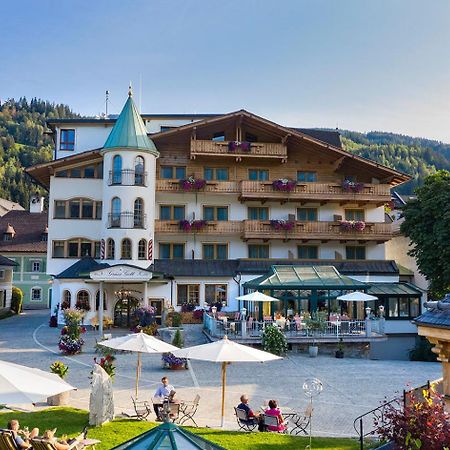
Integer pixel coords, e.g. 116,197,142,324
128,82,133,97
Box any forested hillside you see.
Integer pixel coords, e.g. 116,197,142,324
0,98,77,206
340,130,450,194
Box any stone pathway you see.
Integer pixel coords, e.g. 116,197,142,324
0,310,442,437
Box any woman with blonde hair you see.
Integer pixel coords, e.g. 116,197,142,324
41,429,85,450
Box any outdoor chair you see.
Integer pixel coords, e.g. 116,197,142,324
234,407,258,432
158,402,180,423
0,429,20,450
130,396,152,420
179,394,200,427
31,438,80,450
289,406,312,435
262,413,289,433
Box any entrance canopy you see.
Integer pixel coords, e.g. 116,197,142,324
90,264,152,283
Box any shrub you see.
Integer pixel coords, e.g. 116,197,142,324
50,361,69,379
172,329,183,348
409,336,438,362
171,312,182,327
94,354,116,380
11,287,23,314
262,324,288,356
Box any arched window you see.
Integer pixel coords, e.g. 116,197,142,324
75,290,90,311
112,155,122,184
106,238,115,259
134,156,145,186
134,198,144,228
61,290,71,309
138,239,147,260
121,238,132,259
95,290,108,310
111,197,121,228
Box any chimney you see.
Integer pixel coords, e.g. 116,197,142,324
30,195,44,213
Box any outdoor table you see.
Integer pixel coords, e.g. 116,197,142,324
81,438,101,449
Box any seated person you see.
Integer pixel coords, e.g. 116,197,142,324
41,429,85,450
341,313,350,321
153,376,175,419
7,419,39,449
264,399,286,432
236,394,259,424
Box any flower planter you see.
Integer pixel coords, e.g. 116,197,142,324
169,363,187,370
47,391,70,406
309,345,319,357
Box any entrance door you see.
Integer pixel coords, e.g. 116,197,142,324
149,298,164,325
114,296,141,328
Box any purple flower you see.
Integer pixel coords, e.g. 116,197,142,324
272,179,296,192
342,180,365,193
162,352,187,367
270,220,295,231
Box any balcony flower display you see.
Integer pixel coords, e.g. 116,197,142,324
342,180,365,193
228,141,252,152
179,219,208,231
272,178,297,192
270,220,295,231
179,176,207,191
340,220,366,231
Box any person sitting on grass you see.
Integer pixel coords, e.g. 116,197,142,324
41,428,85,450
264,399,287,432
7,419,39,449
237,394,260,426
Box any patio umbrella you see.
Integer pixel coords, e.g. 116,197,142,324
235,291,279,302
99,332,178,398
337,292,378,302
172,336,282,427
0,360,76,406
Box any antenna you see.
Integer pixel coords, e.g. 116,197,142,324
105,90,109,117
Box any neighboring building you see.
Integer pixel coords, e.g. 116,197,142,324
0,254,18,311
0,198,24,217
26,89,424,357
0,197,50,309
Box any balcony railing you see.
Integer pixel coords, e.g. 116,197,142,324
243,220,392,242
156,180,240,193
108,170,148,186
108,212,147,229
190,140,288,160
155,220,243,234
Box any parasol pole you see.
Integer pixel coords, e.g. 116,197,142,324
136,351,141,399
221,361,228,428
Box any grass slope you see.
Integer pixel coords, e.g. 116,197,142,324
0,408,361,449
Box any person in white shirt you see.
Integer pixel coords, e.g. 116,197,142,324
153,376,175,419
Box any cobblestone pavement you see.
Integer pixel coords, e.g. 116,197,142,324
0,310,442,437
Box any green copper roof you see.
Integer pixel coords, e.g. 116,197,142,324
103,92,159,155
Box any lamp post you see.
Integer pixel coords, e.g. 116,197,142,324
365,306,372,337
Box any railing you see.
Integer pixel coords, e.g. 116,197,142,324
108,170,148,186
107,212,147,229
243,220,392,241
190,140,288,160
156,179,240,193
155,220,243,234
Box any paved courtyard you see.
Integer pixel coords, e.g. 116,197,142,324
0,310,442,437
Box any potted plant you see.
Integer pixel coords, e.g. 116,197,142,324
335,338,344,358
47,361,70,406
58,309,86,355
93,354,116,380
309,340,319,357
161,329,188,370
261,324,288,356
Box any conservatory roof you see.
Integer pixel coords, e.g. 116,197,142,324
367,282,423,296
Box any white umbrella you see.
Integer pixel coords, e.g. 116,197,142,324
99,332,178,398
236,291,279,302
337,292,378,302
172,336,282,427
0,360,76,406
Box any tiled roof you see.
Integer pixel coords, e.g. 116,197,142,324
0,198,24,217
414,294,450,329
292,128,342,148
55,257,110,278
0,210,48,253
0,254,18,267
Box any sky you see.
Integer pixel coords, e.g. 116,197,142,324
2,0,450,141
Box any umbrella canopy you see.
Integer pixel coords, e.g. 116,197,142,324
112,422,226,450
172,336,281,427
0,360,76,406
235,291,279,302
337,292,378,302
99,332,178,398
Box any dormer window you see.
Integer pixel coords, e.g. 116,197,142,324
3,224,15,241
60,129,75,151
41,226,48,242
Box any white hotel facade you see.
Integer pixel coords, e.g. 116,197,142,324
27,91,424,356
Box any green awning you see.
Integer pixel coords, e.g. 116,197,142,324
243,265,369,290
367,282,423,296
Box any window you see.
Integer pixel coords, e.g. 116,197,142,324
245,132,258,142
177,284,200,306
95,291,107,310
0,270,5,279
297,246,318,259
346,246,366,260
134,156,145,185
55,170,68,178
54,201,66,218
204,167,229,181
69,200,80,218
96,202,102,220
387,297,420,319
138,239,147,259
31,288,42,302
53,241,65,258
248,244,269,259
121,238,132,259
248,207,269,220
248,169,269,181
70,167,82,178
159,243,185,259
94,241,101,259
56,239,99,258
82,200,94,219
134,198,144,228
84,166,95,178
3,233,12,241
54,199,101,219
112,155,122,184
297,208,318,221
106,238,115,259
160,205,185,220
160,166,186,179
76,290,90,309
410,298,420,317
60,129,75,150
203,243,228,260
297,171,317,182
80,241,92,257
345,209,365,221
203,206,228,221
62,290,71,309
212,132,225,142
205,284,227,305
32,261,41,272
111,197,121,227
68,241,79,257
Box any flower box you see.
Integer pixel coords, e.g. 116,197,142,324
179,220,207,231
342,180,365,193
162,352,188,370
179,176,206,191
228,141,252,152
270,220,295,231
272,179,297,192
339,220,366,231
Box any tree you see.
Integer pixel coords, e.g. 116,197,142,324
11,287,23,314
401,170,450,297
262,325,288,356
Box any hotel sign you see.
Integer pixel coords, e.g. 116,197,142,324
90,265,152,282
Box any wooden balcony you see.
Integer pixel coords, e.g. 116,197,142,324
242,220,392,242
239,181,391,205
156,179,240,194
190,140,288,161
155,220,243,235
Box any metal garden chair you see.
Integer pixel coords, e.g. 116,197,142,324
179,394,201,427
234,407,258,432
130,396,152,420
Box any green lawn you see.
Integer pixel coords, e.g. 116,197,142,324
0,407,362,449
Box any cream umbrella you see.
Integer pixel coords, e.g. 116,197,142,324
235,291,279,302
0,360,76,406
337,292,378,301
172,336,282,427
99,332,178,398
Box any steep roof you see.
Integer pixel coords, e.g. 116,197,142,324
292,128,342,148
103,92,159,155
0,210,48,253
414,294,450,329
0,198,24,217
54,256,110,278
0,254,18,267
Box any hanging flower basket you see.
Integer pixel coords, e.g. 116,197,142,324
228,141,252,152
179,176,207,191
340,220,366,231
342,180,365,193
270,220,295,231
179,220,208,231
272,179,297,192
